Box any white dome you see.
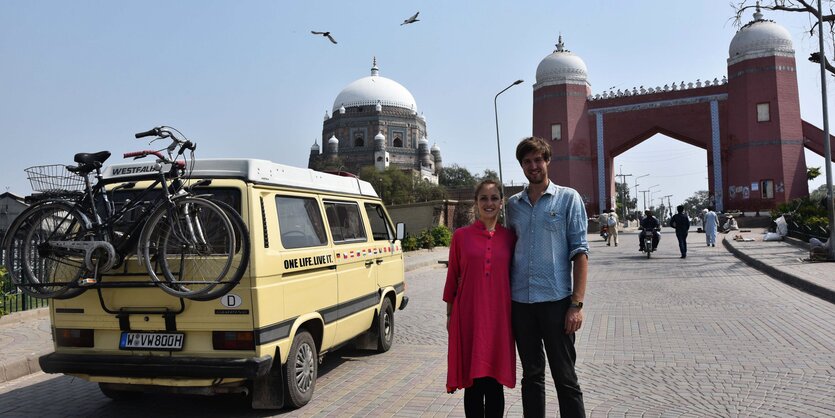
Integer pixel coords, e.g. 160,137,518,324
332,59,417,112
431,143,440,152
418,136,429,145
729,9,794,64
535,36,588,88
375,131,385,141
328,134,339,144
311,140,320,151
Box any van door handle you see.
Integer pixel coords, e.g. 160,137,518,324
365,260,374,267
375,259,384,265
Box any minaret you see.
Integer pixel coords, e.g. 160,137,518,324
726,6,806,209
374,131,389,171
431,143,443,172
418,136,431,168
327,134,339,160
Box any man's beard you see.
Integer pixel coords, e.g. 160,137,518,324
526,171,546,184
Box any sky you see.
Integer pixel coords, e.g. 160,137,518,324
1,0,834,210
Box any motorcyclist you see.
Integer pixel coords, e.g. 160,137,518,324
638,210,661,252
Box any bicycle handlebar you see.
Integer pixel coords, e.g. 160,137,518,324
134,128,160,139
123,150,164,159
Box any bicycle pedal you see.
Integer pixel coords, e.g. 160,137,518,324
78,278,98,286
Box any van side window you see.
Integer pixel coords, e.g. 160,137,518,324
364,203,393,241
275,196,327,249
324,202,368,243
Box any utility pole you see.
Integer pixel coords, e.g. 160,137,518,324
639,190,649,212
662,194,673,220
616,166,632,226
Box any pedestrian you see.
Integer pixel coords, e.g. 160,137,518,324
605,208,618,246
443,179,516,417
721,214,739,233
703,206,718,246
506,137,588,417
670,205,690,258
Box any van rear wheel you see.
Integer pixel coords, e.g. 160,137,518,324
376,297,394,353
284,330,317,408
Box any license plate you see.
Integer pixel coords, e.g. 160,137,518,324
119,332,184,351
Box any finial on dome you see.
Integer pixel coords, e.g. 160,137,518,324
339,104,346,114
554,34,570,53
324,110,330,120
371,56,379,76
753,1,763,20
311,138,320,150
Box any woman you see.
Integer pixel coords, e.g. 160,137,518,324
443,179,516,417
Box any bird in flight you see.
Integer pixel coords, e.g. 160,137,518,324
311,31,337,44
401,11,419,26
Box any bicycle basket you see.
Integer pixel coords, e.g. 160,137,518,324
25,164,88,193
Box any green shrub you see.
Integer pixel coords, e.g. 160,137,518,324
430,225,452,247
417,230,435,250
402,234,419,252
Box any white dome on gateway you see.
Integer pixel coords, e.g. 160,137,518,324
332,58,418,112
728,6,794,64
535,35,589,88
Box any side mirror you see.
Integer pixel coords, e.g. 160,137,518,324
395,223,405,241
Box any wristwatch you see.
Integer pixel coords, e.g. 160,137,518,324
570,301,584,310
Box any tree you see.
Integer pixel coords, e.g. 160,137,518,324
682,190,711,219
359,166,446,205
733,1,835,76
614,182,638,219
808,166,822,181
478,169,499,181
439,164,477,188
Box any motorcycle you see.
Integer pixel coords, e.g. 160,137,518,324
639,227,659,258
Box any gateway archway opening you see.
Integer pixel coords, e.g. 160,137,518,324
614,134,708,222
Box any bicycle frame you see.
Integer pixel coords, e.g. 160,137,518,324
75,160,187,270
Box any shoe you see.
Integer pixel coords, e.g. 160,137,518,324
615,244,618,247
607,243,610,246
680,255,686,258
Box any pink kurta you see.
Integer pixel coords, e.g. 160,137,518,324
443,220,516,392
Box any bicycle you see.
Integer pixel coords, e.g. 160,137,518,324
2,126,249,300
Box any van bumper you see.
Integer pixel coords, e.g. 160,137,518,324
39,352,273,379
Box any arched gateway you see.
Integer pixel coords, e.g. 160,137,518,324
532,8,835,216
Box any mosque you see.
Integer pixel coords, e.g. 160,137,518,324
531,6,833,214
308,58,443,184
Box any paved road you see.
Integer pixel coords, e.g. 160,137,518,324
1,232,834,417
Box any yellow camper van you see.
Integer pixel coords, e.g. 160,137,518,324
37,158,407,409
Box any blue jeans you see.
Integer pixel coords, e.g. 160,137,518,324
676,231,688,256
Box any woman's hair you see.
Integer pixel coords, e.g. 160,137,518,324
515,137,551,164
473,178,503,201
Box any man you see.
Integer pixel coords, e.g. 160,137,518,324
670,205,690,258
604,208,618,246
638,210,660,251
506,137,588,417
703,206,718,246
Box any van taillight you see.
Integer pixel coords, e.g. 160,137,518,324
213,331,255,350
55,328,94,347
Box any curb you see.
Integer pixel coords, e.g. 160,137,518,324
723,238,835,304
0,308,51,383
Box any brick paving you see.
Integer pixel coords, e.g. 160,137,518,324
0,231,833,417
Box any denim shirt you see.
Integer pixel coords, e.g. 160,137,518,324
507,182,589,303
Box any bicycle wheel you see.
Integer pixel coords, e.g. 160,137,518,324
8,201,90,298
139,197,236,299
186,199,250,301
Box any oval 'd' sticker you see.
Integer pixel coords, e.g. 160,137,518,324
220,294,243,308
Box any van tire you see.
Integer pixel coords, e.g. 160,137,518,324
376,297,394,353
99,383,141,401
284,330,317,408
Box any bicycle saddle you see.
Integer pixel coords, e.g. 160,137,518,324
68,151,112,174
74,151,112,166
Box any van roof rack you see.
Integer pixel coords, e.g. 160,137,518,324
102,158,378,198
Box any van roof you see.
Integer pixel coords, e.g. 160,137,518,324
102,158,379,198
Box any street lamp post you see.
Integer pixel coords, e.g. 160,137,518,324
634,174,649,220
494,79,524,224
646,184,660,211
814,0,835,260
